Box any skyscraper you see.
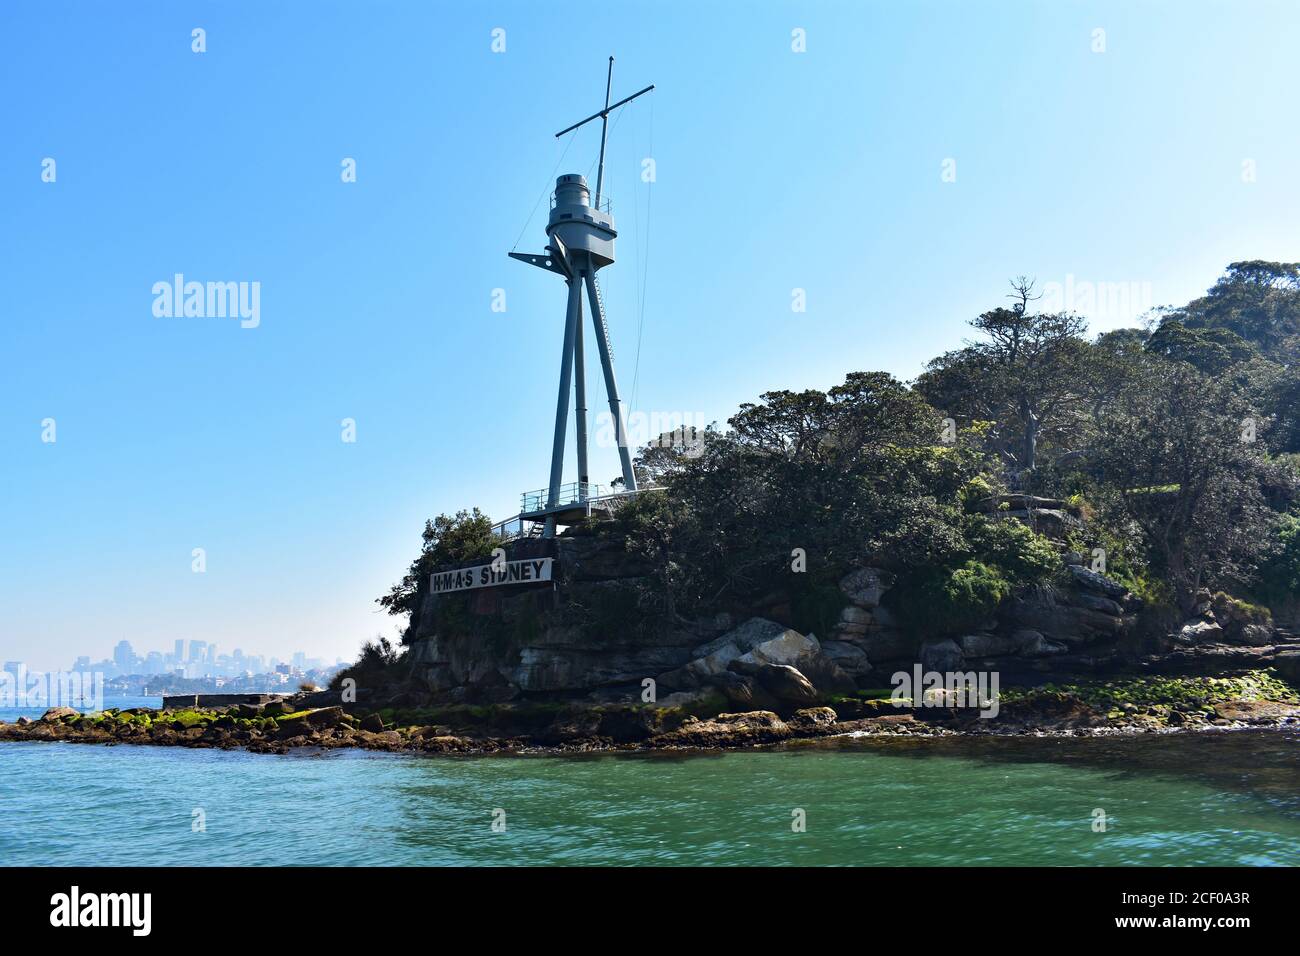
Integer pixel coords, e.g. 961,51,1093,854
113,640,135,674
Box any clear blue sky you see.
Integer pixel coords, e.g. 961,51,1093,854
3,1,1298,670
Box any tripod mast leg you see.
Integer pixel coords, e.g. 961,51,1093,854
544,275,583,537
583,270,638,492
574,270,589,499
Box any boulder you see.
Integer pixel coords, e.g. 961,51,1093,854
788,706,838,729
304,706,345,729
1175,620,1224,645
684,643,743,680
857,629,918,661
687,618,818,683
839,606,873,625
871,606,897,627
654,689,716,709
958,633,1018,657
655,665,702,691
650,710,791,748
1069,592,1124,616
798,657,860,697
839,568,892,608
731,661,819,706
41,706,79,722
920,639,963,673
709,671,761,709
359,713,386,732
692,618,795,658
1211,592,1268,628
1236,623,1274,646
736,630,820,668
1010,629,1067,657
1068,566,1127,598
1274,649,1300,685
820,641,872,676
1004,594,1125,644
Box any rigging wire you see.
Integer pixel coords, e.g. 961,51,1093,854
511,129,578,253
628,91,653,411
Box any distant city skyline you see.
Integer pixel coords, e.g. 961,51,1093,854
3,637,342,683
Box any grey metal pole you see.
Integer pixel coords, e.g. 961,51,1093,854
544,275,584,534
583,270,638,491
574,270,589,499
594,56,613,209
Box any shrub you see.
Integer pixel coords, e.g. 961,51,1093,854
961,515,1059,583
1256,512,1300,607
329,636,403,691
889,560,1013,638
378,509,500,619
790,579,848,637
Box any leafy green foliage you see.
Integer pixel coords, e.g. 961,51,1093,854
1145,320,1256,373
884,516,1058,638
1256,512,1300,606
961,514,1060,582
1092,355,1282,611
373,262,1300,645
916,281,1092,475
617,371,979,617
377,508,500,618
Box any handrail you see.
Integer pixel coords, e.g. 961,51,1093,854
551,192,613,215
493,484,659,540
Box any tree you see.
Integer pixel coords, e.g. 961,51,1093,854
618,372,973,617
377,508,500,621
917,279,1090,480
1092,356,1280,613
1170,260,1300,351
1149,262,1300,453
1145,320,1256,374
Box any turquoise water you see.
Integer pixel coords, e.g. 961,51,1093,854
2,729,1297,865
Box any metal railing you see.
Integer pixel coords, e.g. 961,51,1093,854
490,515,526,540
492,483,659,540
551,192,613,215
491,515,546,542
520,481,620,514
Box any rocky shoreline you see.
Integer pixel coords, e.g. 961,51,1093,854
3,671,1296,756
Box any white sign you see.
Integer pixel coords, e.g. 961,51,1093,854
430,557,554,594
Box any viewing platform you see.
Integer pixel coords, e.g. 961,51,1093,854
491,481,650,541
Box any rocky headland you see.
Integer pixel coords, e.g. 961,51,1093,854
3,668,1296,756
